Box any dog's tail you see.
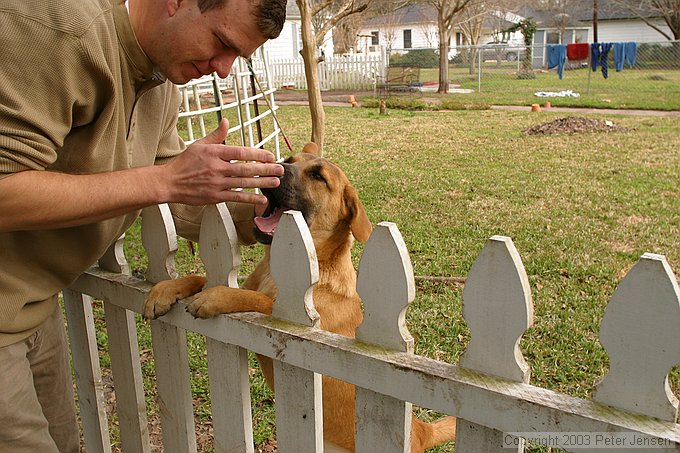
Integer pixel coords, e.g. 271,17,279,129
412,416,457,452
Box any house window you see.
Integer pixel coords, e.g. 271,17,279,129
403,29,412,49
371,31,379,46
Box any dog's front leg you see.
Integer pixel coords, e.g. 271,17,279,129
186,286,274,318
143,275,207,319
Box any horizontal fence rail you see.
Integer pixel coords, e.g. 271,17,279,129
65,201,680,452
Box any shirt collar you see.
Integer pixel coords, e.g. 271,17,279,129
113,1,166,84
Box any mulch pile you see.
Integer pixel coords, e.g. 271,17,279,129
523,116,630,135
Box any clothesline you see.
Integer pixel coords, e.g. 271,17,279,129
546,42,637,80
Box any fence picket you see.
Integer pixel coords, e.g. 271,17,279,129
150,320,197,453
456,235,534,452
270,210,320,326
63,290,112,453
270,210,324,451
594,253,680,422
104,301,151,453
143,204,197,452
199,203,241,288
356,221,415,352
98,234,129,275
206,340,255,453
355,222,414,452
141,205,178,282
199,203,255,453
98,232,151,453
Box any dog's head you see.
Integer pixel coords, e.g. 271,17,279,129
254,143,372,248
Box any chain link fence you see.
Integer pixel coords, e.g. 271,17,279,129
386,41,680,109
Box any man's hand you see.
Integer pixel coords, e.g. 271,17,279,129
0,120,283,232
158,119,283,206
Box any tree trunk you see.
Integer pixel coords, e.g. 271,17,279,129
437,22,450,94
297,0,325,153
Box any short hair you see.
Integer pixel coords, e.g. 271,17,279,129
197,0,287,39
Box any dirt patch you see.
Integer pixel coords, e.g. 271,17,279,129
523,116,631,135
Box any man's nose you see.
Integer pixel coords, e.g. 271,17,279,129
211,53,237,78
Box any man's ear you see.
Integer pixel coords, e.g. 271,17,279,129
301,142,321,156
166,0,181,16
344,185,372,243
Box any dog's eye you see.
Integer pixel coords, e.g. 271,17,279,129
309,169,326,183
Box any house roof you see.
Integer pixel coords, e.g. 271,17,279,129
363,4,437,27
517,0,664,29
286,0,300,19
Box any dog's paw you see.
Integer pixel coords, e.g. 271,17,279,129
186,288,229,319
143,276,206,320
187,286,241,319
143,282,179,320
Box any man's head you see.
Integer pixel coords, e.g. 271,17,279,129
131,0,287,84
197,0,286,40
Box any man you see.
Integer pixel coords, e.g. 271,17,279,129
0,0,287,450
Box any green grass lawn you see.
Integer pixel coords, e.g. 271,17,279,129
409,65,680,110
95,106,679,452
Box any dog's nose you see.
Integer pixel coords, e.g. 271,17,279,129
278,162,293,180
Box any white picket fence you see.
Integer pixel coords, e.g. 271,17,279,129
267,52,387,91
64,200,680,452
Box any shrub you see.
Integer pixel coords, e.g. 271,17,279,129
390,49,439,68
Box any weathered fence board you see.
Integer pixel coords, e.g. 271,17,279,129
456,235,533,452
68,210,680,451
63,289,112,453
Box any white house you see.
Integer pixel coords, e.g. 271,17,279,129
356,4,523,57
263,0,334,61
357,4,441,53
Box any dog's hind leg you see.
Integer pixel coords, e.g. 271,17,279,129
410,415,457,452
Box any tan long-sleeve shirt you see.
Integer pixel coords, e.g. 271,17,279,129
0,0,254,346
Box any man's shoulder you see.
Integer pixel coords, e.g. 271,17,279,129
0,0,113,37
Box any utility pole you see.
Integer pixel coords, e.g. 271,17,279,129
593,0,599,42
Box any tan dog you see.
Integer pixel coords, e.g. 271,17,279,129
144,144,456,452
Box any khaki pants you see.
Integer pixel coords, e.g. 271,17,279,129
0,301,80,452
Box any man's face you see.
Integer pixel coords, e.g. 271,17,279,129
139,0,267,84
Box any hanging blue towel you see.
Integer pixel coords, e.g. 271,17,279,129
614,42,626,71
547,44,567,79
599,43,613,78
590,43,600,71
625,42,637,67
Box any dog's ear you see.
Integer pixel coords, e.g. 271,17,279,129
301,142,321,156
344,185,372,243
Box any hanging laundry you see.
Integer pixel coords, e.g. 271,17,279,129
614,42,626,71
624,42,637,67
590,43,600,71
591,43,613,78
567,43,589,61
547,44,567,79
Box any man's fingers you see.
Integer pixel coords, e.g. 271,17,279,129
201,119,230,145
215,145,279,164
221,162,284,178
219,175,281,190
218,190,270,205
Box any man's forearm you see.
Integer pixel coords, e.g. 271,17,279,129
0,166,168,232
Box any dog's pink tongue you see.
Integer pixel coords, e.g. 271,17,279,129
254,207,286,235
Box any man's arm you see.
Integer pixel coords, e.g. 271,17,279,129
0,120,283,232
